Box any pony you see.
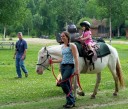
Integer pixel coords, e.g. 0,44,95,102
36,43,124,99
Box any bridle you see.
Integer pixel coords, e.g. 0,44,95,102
36,48,51,71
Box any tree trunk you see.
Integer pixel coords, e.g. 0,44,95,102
117,27,120,37
28,28,29,37
3,26,6,40
126,28,128,39
66,22,68,31
109,16,112,44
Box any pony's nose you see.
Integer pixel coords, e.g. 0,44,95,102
36,69,43,75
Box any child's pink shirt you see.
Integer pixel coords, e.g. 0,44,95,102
82,30,93,45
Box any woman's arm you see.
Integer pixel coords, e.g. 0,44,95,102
52,58,62,63
71,43,79,74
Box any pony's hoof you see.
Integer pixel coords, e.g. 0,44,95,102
77,92,85,96
90,95,95,99
113,93,117,96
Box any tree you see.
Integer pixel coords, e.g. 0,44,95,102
39,0,56,35
96,0,128,41
51,0,88,31
33,13,43,37
0,0,28,39
84,0,106,19
23,10,33,36
122,0,128,38
122,0,128,18
27,0,36,15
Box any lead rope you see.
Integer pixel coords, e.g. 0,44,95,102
50,61,83,97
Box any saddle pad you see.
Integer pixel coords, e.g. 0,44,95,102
95,42,110,57
74,42,110,58
74,42,83,57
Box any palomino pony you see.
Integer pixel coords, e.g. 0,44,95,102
36,43,124,99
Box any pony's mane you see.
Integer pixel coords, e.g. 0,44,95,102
41,45,62,51
39,45,62,59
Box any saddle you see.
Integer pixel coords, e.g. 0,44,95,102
74,40,111,71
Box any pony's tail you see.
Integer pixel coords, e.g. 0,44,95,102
116,58,125,88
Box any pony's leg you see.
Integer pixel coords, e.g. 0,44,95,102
108,64,119,96
76,80,85,97
91,72,101,99
73,75,85,98
73,75,77,98
76,88,85,96
56,73,62,86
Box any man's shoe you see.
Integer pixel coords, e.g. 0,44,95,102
25,73,28,77
14,77,22,79
63,104,75,108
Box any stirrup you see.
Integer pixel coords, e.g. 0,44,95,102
88,52,94,56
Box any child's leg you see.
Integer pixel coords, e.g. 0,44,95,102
88,44,93,51
87,44,94,55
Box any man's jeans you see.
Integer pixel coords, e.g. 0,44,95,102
16,57,28,77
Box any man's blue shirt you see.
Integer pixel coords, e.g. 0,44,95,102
15,39,27,58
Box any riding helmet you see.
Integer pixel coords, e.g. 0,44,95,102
80,21,91,28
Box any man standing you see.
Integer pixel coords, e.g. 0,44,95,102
13,32,28,78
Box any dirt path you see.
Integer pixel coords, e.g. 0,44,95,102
24,38,57,44
25,38,128,45
79,100,128,109
8,38,128,45
1,90,128,109
105,40,128,44
1,97,128,109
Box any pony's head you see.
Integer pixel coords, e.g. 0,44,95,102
36,47,51,74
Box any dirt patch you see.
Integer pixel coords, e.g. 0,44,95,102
1,96,128,109
79,100,128,109
24,38,57,44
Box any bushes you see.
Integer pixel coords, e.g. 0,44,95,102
10,32,16,38
30,30,36,37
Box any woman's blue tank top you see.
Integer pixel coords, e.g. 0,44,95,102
61,45,74,64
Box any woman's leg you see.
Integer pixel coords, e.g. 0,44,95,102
61,65,75,105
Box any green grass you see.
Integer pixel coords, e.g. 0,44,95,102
0,42,128,109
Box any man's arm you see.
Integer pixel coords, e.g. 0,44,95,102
13,49,17,59
13,42,17,59
21,49,27,60
21,41,27,60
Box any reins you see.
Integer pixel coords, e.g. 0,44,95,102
51,63,83,97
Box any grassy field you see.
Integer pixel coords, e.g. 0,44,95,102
0,40,128,109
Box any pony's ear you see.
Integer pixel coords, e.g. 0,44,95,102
44,47,47,51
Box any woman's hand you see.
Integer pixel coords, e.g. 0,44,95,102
74,69,79,75
49,58,53,64
21,55,25,60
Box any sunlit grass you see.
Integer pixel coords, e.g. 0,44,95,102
0,42,128,109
